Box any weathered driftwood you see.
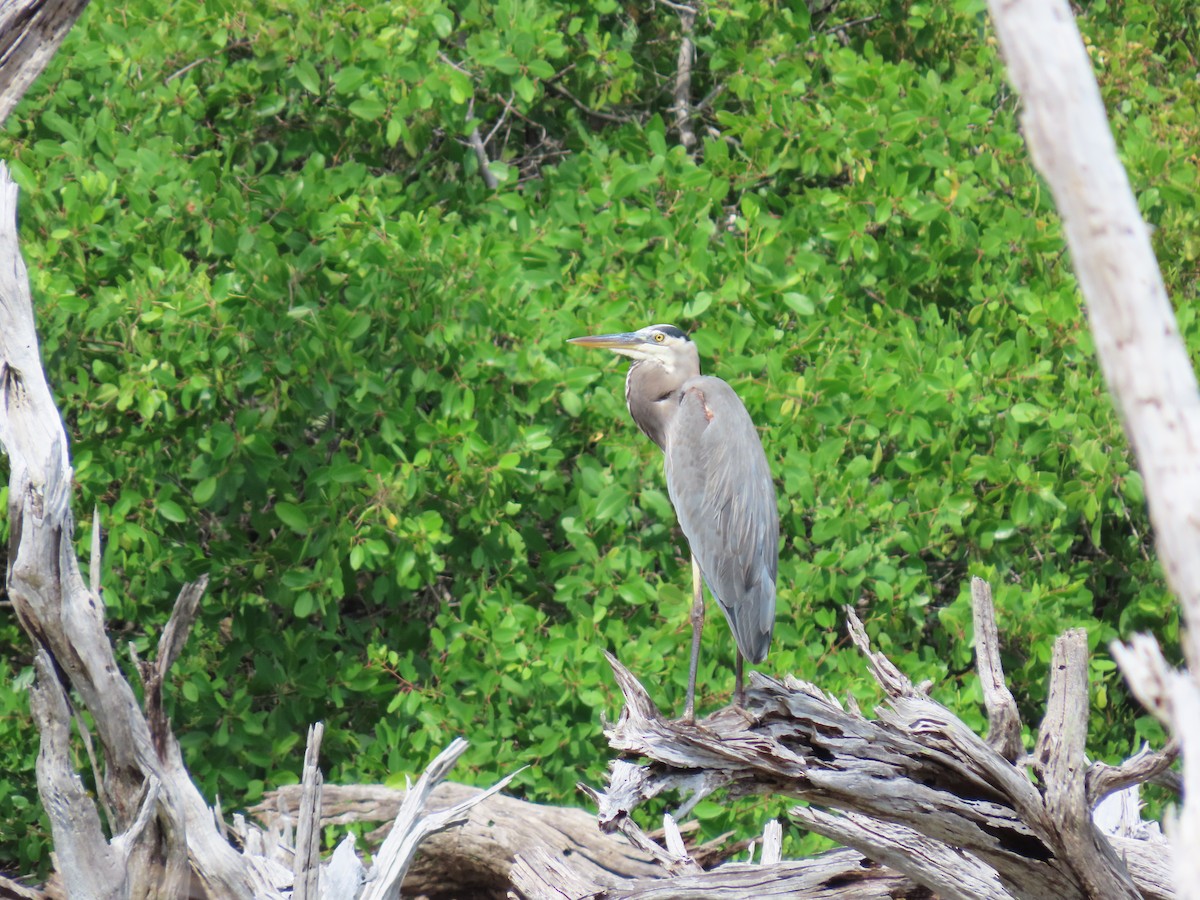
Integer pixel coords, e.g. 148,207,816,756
984,3,1200,896
227,734,522,898
510,844,919,900
0,151,515,895
2,159,278,896
363,739,519,900
0,0,91,125
583,578,1173,900
510,816,925,899
292,723,325,900
254,780,662,897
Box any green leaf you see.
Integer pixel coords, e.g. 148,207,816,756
294,60,321,94
1010,403,1043,423
782,292,815,315
513,75,536,104
193,477,218,505
560,390,582,417
293,591,315,618
684,292,712,317
275,502,310,532
349,95,386,121
157,499,187,523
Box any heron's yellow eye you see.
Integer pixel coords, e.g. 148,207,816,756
653,332,665,343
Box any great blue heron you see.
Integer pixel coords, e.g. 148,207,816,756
569,324,778,721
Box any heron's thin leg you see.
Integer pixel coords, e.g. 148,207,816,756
734,651,745,707
684,554,704,723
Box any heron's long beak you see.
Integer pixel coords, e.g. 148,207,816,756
567,332,648,350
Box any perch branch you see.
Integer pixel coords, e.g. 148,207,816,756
669,3,697,151
971,576,1023,761
360,738,521,900
591,585,1169,900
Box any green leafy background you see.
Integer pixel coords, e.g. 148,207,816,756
1,0,1197,874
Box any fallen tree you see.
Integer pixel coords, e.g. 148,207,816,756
544,578,1174,900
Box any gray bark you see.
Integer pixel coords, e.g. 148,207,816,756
0,0,90,125
583,581,1173,900
983,2,1200,896
255,780,663,897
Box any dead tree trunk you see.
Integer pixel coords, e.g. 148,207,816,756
984,2,1200,896
560,579,1174,900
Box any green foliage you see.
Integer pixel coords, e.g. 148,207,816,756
0,0,1195,874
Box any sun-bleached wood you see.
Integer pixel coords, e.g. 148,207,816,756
2,156,513,896
361,738,519,900
1,160,284,897
971,577,1023,762
585,590,1173,900
255,780,664,895
292,723,325,900
984,3,1200,896
510,844,925,900
0,0,90,126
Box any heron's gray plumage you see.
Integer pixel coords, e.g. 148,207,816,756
569,323,779,671
664,376,777,663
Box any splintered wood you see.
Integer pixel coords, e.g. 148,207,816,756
574,579,1172,900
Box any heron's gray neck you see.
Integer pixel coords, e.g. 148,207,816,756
625,351,701,450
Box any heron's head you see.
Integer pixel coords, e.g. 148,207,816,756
568,324,695,374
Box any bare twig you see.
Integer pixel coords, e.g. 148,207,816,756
822,14,881,34
145,576,208,762
468,125,499,189
292,723,324,900
971,577,1024,762
1088,741,1179,807
670,5,698,151
547,81,639,124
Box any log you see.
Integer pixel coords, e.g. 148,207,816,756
511,845,919,900
253,780,662,897
586,578,1174,900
